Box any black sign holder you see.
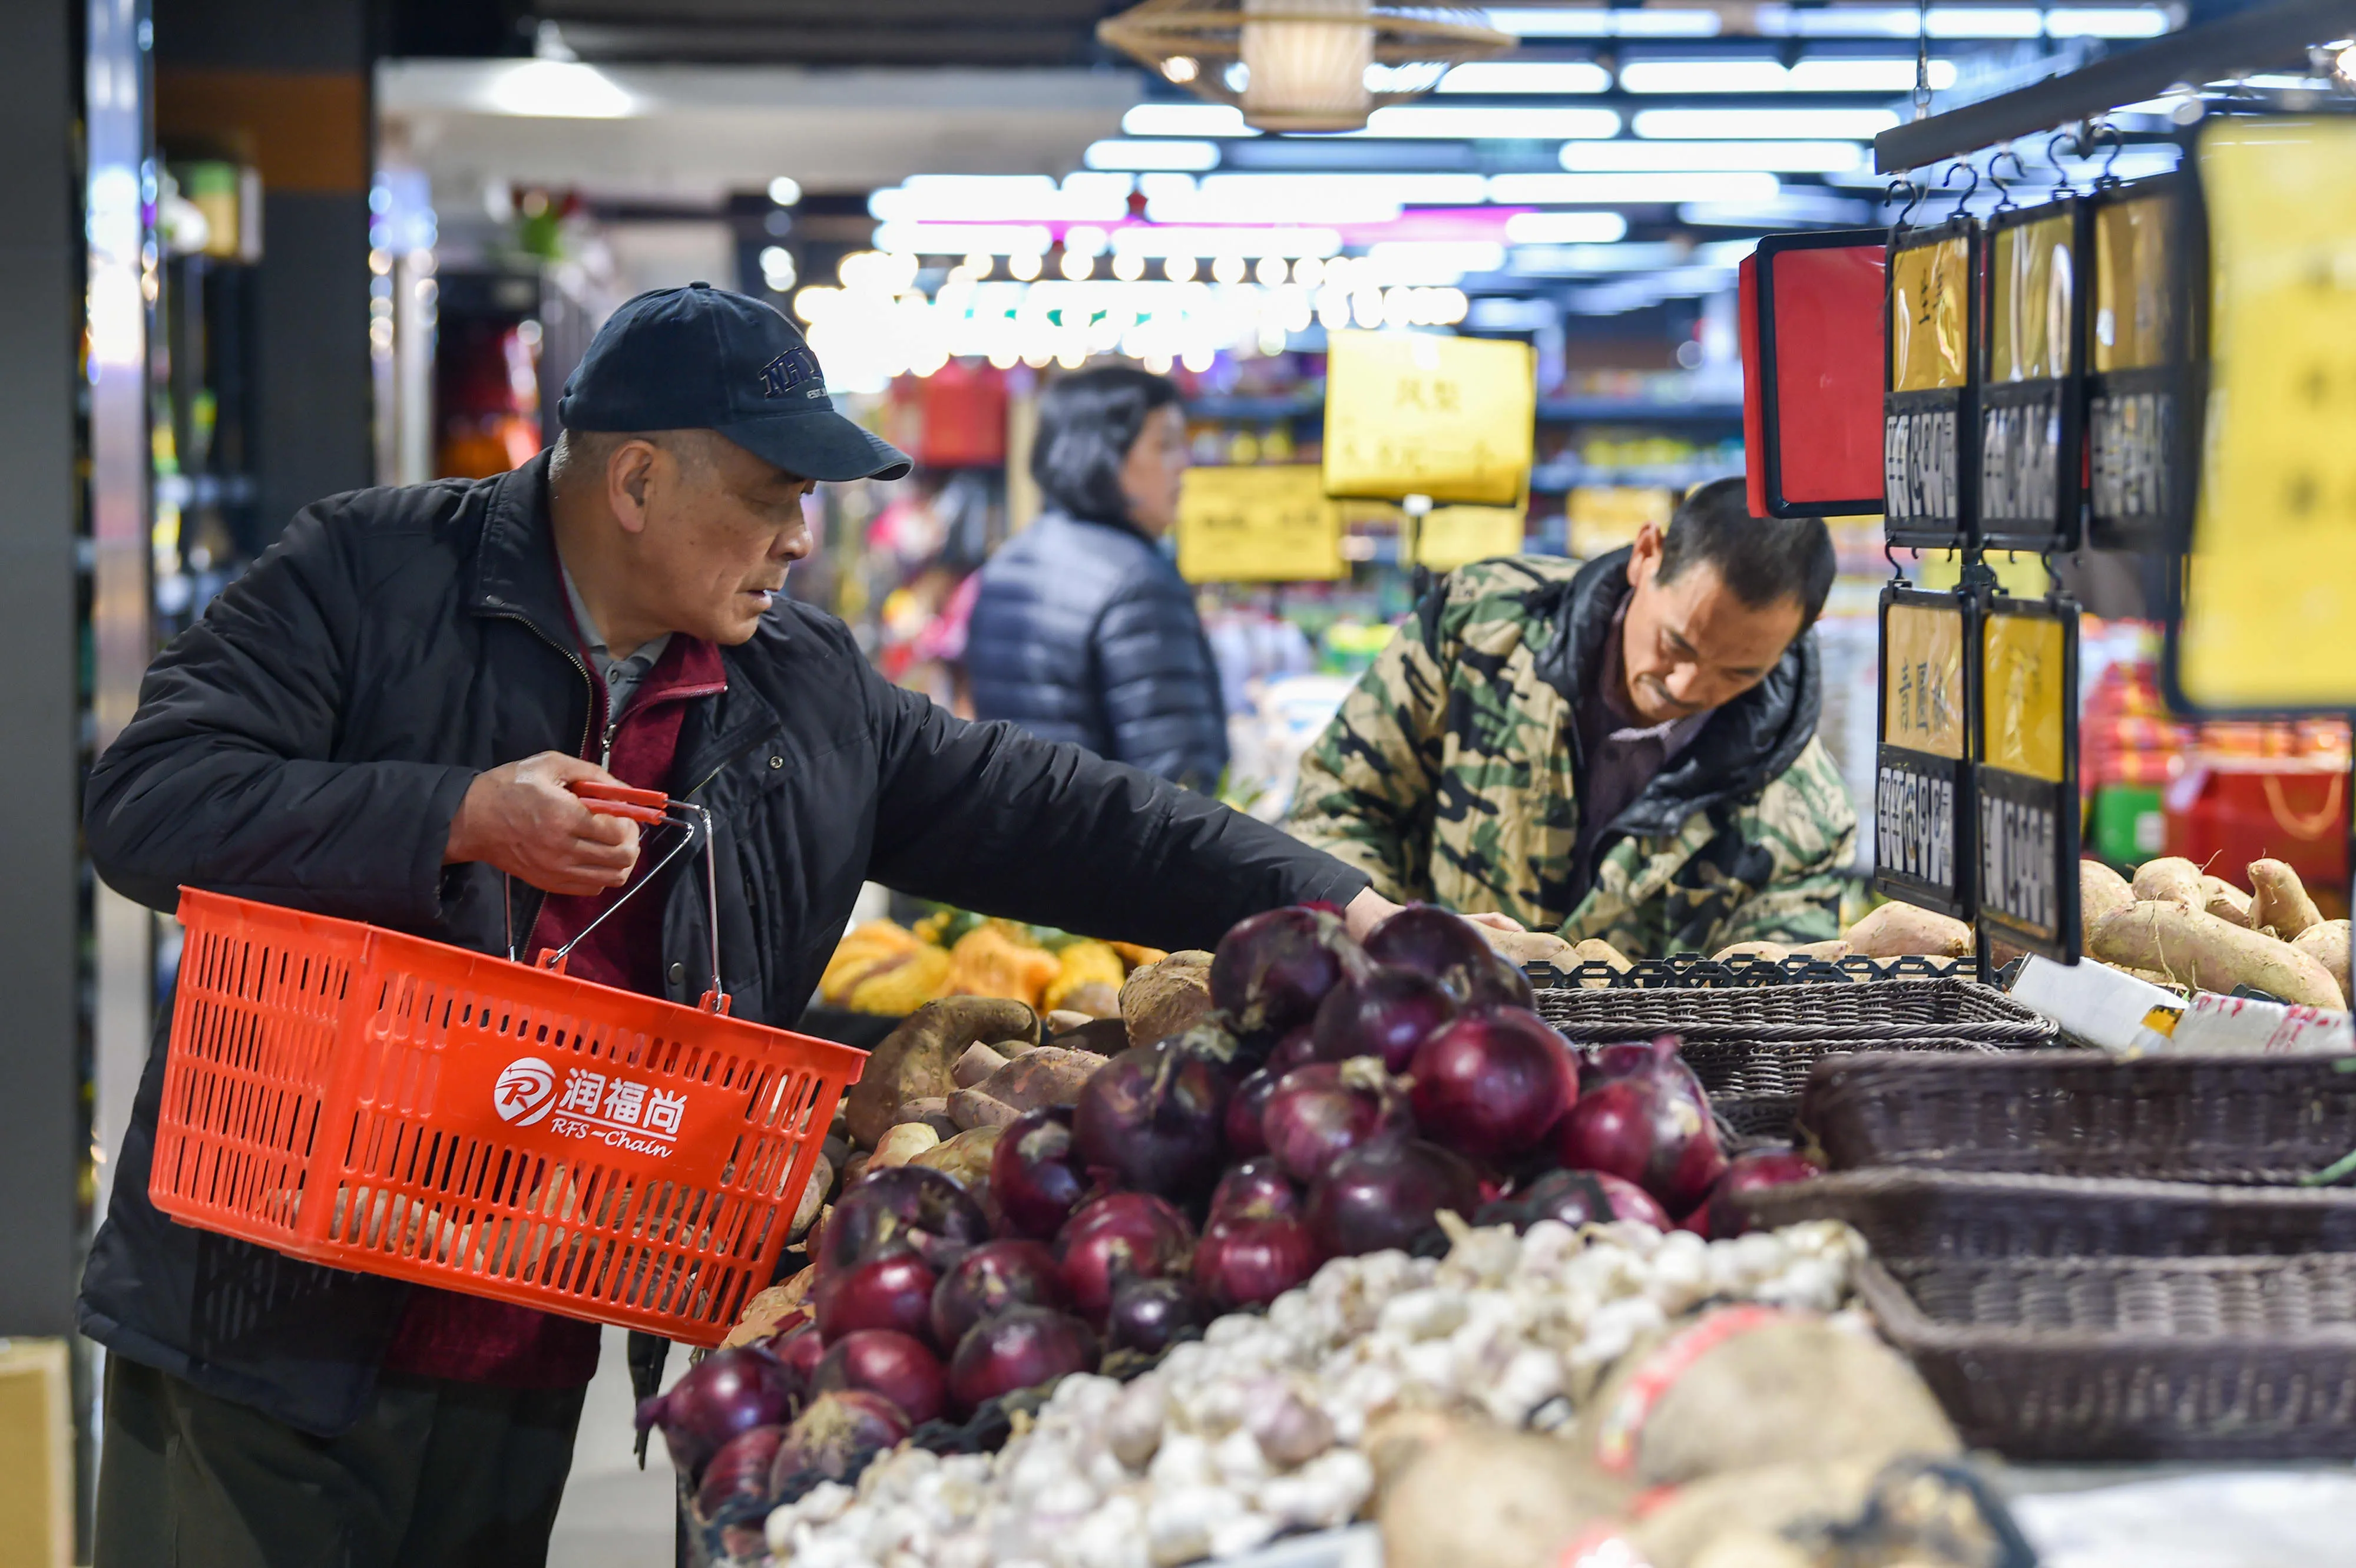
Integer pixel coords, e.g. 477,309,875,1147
1973,590,2083,964
2085,170,2205,554
1874,583,1979,921
1753,228,1890,519
1977,196,2090,555
1884,212,1982,551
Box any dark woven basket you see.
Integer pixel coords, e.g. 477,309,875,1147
1528,952,1969,990
1855,1255,2356,1460
1536,977,2051,1044
1799,1050,2356,1183
1741,1169,2356,1260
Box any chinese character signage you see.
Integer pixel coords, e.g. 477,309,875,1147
1875,586,1974,917
1976,593,2079,960
1884,217,1980,550
1978,200,2088,552
2086,174,2195,552
1742,230,1888,518
1322,329,1536,507
1174,465,1346,583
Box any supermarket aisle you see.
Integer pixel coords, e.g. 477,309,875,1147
550,1328,682,1567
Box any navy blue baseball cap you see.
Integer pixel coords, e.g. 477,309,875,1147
557,282,912,483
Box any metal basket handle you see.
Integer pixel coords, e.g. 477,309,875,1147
525,781,731,1014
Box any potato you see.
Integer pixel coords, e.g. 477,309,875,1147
892,1097,958,1139
786,1153,832,1242
843,997,1041,1148
1057,980,1122,1018
1570,937,1636,988
2202,874,2254,928
946,1089,1021,1131
2294,919,2352,1007
1379,1425,1629,1568
2249,858,2325,941
869,1122,942,1170
1574,1312,1957,1488
2132,855,2206,910
1119,950,1215,1048
952,1043,1008,1090
1480,927,1577,970
2081,859,2135,929
1789,940,1852,961
2090,900,2343,1008
1842,902,1973,960
911,1123,1005,1190
1043,1010,1093,1036
1050,1016,1130,1057
968,1046,1100,1114
1712,941,1789,963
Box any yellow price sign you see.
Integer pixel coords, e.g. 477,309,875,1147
1982,607,2067,783
1322,330,1536,506
1882,599,1967,760
2175,117,2356,710
1415,502,1526,571
1174,465,1345,584
1890,233,1971,393
2093,187,2181,373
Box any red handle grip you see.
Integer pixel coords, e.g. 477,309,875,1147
569,779,670,825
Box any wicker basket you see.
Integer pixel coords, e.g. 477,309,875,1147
1528,952,1968,990
1798,1050,2356,1183
1855,1255,2356,1460
1741,1169,2356,1261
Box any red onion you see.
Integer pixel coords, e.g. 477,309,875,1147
1073,1034,1233,1199
1210,906,1369,1039
1225,1069,1280,1159
1261,1058,1413,1185
769,1390,911,1486
1362,905,1534,1009
1551,1075,1728,1216
1104,1278,1211,1356
766,1322,828,1386
1478,1167,1670,1233
1407,1007,1573,1161
1694,1147,1822,1240
1209,1156,1303,1222
635,1344,798,1482
1312,965,1458,1072
693,1424,785,1519
1193,1213,1325,1310
813,1329,948,1427
1306,1139,1481,1258
947,1306,1099,1413
1269,1024,1321,1073
814,1252,939,1346
991,1108,1090,1239
816,1165,988,1276
1055,1192,1194,1322
929,1239,1067,1349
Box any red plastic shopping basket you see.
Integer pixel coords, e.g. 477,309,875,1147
147,785,866,1346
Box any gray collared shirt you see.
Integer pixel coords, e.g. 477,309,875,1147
560,560,671,721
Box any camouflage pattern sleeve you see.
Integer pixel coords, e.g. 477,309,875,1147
1285,597,1453,904
1707,738,1861,947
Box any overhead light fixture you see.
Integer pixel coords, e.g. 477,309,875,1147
1561,138,1865,173
1122,101,1254,136
478,61,638,118
1501,210,1629,244
1750,4,2170,35
2334,39,2356,87
1633,107,1901,138
1620,58,1791,93
868,175,1131,223
767,176,803,207
1679,192,1874,226
1433,60,1613,93
1145,181,1403,223
1098,0,1515,133
1788,57,1958,91
1926,6,2043,35
1487,6,1720,35
868,223,1057,257
1111,224,1345,257
1086,138,1223,171
2045,7,2172,34
1356,104,1622,137
1361,239,1506,282
1490,170,1782,203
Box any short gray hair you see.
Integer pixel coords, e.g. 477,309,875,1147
550,427,714,492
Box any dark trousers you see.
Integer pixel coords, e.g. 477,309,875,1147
94,1355,587,1568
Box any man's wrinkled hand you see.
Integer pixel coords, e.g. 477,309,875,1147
1345,887,1523,941
445,752,639,897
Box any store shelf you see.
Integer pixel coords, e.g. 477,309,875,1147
1535,398,1746,425
1187,393,1324,422
1531,461,1742,492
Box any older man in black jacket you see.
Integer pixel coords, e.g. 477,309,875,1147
81,284,1391,1568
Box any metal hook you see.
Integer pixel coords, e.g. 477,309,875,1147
2043,128,2084,196
1887,174,1925,237
2088,119,2126,187
1938,160,1980,216
1988,145,2027,213
1886,537,1907,585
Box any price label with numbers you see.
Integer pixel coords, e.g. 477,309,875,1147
1875,586,1975,918
1174,465,1346,584
2087,174,2196,552
1322,329,1536,507
1884,218,1980,550
1978,200,2088,552
1976,593,2080,961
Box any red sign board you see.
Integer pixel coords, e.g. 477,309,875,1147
1742,230,1888,517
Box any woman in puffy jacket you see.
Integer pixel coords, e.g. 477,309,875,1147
967,365,1230,791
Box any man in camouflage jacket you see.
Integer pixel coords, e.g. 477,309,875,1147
1289,487,1857,956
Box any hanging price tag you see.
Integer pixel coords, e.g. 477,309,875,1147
1978,200,2088,552
1174,465,1346,584
1884,218,1980,550
1322,329,1536,506
1415,502,1527,571
2086,174,2195,551
2168,117,2356,714
1875,586,1976,918
1975,593,2080,961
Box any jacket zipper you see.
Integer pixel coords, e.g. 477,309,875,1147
485,608,601,956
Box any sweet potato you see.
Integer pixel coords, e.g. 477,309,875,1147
1789,940,1852,961
911,1124,1005,1192
968,1046,1100,1114
1842,902,1973,959
2249,858,2325,941
952,1043,1008,1090
2201,875,2254,928
869,1122,942,1170
2089,900,2342,1008
1119,950,1215,1048
1570,937,1636,988
2132,855,2206,911
2081,859,2135,929
2294,919,2352,1007
1480,928,1577,970
843,996,1041,1149
946,1089,1021,1131
892,1097,958,1139
1712,941,1788,964
786,1153,831,1242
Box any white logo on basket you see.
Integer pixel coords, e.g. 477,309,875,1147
493,1057,558,1127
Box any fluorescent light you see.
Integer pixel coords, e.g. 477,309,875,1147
1488,6,1722,34
1356,104,1622,138
1121,102,1255,137
1927,6,2044,34
1634,107,1900,137
767,176,802,207
1501,210,1629,243
1753,4,2171,35
869,176,1131,223
1788,57,1958,90
1362,240,1507,283
1561,139,1865,173
479,61,637,118
2046,6,2171,34
1490,170,1782,203
1434,60,1613,93
870,222,1056,256
1512,241,1693,274
1620,59,1792,93
1679,192,1874,225
1205,171,1490,204
1086,138,1220,171
1106,225,1344,258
